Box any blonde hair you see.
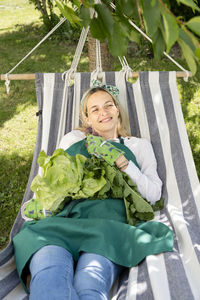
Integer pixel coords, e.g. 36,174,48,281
77,87,130,137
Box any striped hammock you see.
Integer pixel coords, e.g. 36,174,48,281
0,71,200,300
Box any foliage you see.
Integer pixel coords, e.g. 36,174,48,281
28,0,81,40
28,0,59,30
170,0,200,21
25,149,158,225
55,0,200,74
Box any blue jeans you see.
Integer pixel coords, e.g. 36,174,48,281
29,245,122,300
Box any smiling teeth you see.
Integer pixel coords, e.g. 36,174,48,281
101,118,111,122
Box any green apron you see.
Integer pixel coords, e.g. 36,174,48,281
13,138,173,293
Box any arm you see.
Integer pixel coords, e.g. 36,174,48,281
58,130,86,150
121,138,162,205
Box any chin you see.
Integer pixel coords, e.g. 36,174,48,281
96,128,117,138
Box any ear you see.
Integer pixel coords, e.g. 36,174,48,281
84,115,92,126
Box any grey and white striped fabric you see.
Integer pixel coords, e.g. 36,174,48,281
0,71,199,300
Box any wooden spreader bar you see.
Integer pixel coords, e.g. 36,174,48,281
1,71,192,81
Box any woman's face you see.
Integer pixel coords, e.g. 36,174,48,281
85,90,119,139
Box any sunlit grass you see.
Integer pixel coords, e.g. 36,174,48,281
0,105,38,153
0,0,41,34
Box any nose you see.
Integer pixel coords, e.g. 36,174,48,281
99,106,108,116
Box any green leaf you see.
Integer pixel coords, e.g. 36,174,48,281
178,38,197,74
151,0,156,5
90,3,113,41
107,21,128,56
81,0,95,7
186,17,200,36
80,5,91,28
90,18,107,41
94,3,113,36
177,0,200,11
31,151,89,211
115,15,140,44
152,28,166,60
162,11,179,52
37,150,49,167
179,27,200,65
55,0,81,26
72,0,81,9
179,27,196,52
129,30,141,44
140,0,161,37
117,0,139,19
151,197,164,211
195,47,200,59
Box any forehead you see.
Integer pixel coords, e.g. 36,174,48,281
86,90,114,108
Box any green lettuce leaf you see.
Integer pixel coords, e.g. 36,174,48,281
27,149,164,225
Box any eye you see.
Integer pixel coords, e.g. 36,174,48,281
105,103,114,109
91,108,98,113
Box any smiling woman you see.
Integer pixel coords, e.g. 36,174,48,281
85,90,120,139
79,85,131,171
80,84,129,140
13,79,173,300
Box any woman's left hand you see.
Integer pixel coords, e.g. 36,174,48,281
86,135,125,166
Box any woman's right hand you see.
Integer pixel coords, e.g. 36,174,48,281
115,155,129,171
86,135,125,166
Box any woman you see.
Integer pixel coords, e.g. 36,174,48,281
13,81,173,300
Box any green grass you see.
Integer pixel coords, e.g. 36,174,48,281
0,0,199,250
0,0,41,34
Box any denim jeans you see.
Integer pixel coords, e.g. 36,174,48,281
29,245,122,300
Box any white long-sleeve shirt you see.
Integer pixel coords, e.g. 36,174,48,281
59,130,162,205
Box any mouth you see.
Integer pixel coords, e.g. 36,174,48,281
99,117,112,123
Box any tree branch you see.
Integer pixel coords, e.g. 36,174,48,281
136,0,145,30
33,0,45,16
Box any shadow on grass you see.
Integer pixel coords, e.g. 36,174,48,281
0,22,87,74
0,80,37,127
0,152,33,249
0,22,89,128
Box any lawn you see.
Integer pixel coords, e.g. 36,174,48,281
0,0,199,250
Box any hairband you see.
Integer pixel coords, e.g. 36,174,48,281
81,79,119,110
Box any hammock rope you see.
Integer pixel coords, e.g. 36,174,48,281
58,25,90,147
2,1,191,94
62,26,90,83
4,17,67,94
94,0,103,76
96,39,103,73
91,39,104,80
110,2,190,82
118,56,133,81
